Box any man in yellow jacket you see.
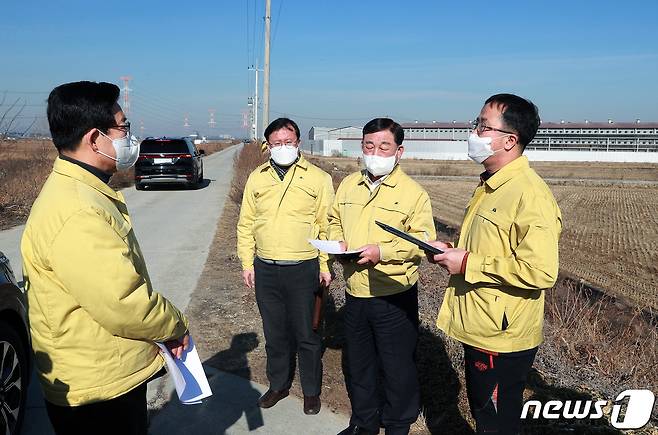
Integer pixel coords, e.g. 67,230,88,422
428,94,562,435
21,81,189,435
329,118,436,435
237,118,334,415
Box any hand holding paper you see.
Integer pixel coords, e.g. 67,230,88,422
164,333,190,359
308,239,364,260
156,335,212,405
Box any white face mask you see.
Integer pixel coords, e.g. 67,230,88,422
97,131,140,170
362,152,398,177
467,132,512,164
270,144,299,166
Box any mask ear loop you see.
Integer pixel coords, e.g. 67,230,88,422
394,145,402,167
93,129,120,162
500,133,519,151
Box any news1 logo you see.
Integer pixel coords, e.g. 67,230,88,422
521,389,656,429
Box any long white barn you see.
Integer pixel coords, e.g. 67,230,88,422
304,121,658,163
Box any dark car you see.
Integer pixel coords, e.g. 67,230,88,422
134,137,204,190
0,251,30,434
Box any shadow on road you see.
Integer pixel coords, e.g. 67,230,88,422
137,178,212,192
148,332,264,435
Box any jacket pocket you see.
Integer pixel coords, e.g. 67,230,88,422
373,205,408,232
475,208,512,231
339,201,364,229
465,288,507,337
471,209,513,252
290,183,317,199
286,184,318,221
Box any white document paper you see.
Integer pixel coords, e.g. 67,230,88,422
308,239,362,255
156,336,213,405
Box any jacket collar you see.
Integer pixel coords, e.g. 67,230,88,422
52,157,122,202
359,163,402,188
59,154,112,184
259,152,309,173
483,156,529,190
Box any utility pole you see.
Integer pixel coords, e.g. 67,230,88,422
262,0,271,134
248,64,262,140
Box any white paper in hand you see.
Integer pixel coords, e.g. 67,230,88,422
308,239,362,255
156,336,212,405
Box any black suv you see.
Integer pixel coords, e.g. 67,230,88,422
134,137,204,190
0,251,30,434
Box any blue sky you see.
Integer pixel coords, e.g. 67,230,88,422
1,0,657,138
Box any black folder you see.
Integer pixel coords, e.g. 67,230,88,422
375,221,444,255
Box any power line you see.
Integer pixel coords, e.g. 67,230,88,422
0,90,48,94
131,101,242,133
245,0,251,98
131,89,240,118
270,110,373,122
252,0,258,68
2,115,47,120
272,0,284,44
256,1,264,73
269,110,421,123
130,90,183,112
0,103,45,107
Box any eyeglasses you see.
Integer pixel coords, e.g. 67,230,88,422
471,119,515,135
103,121,131,134
269,140,298,147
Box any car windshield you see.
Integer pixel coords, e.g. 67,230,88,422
140,139,189,154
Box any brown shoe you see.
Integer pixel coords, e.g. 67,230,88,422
303,395,321,415
257,389,289,408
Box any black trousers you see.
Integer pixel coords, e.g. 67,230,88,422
344,285,420,435
463,344,538,435
254,257,322,395
45,382,147,435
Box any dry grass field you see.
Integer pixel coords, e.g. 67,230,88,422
309,155,658,311
0,139,237,230
315,155,658,182
423,180,658,311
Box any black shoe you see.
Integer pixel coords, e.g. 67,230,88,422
337,425,378,435
303,395,321,415
257,389,289,408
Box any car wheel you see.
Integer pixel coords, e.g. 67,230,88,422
135,183,145,191
0,320,28,435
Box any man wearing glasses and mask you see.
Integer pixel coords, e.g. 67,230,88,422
21,81,190,435
329,118,436,435
237,118,334,415
427,94,562,434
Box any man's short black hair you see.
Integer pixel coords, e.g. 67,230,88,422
47,81,120,152
485,93,540,150
264,118,300,142
362,118,404,145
